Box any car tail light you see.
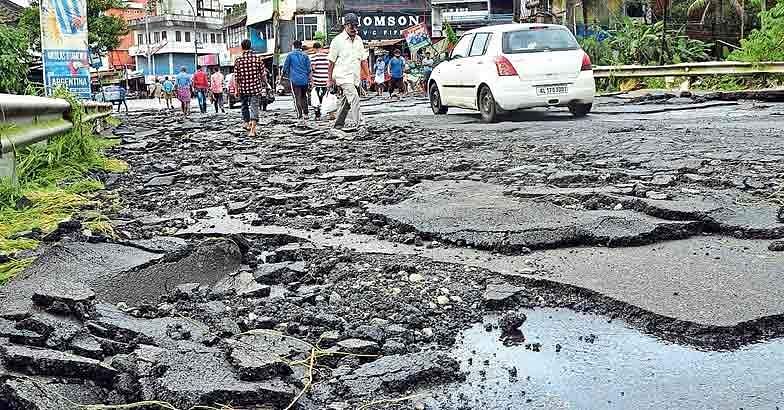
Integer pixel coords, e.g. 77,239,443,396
581,52,592,71
495,56,518,77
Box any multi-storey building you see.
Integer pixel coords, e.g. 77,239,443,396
106,0,148,70
244,0,328,56
223,3,248,63
127,0,227,76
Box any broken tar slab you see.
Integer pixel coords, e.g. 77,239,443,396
367,180,701,251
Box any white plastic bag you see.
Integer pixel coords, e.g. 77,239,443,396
310,88,321,107
321,92,338,114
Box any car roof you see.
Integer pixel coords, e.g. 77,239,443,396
464,23,568,35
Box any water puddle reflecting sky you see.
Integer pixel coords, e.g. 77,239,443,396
427,308,784,410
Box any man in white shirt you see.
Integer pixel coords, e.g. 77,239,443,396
328,13,369,131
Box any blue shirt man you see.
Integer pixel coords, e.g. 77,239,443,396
176,70,192,88
283,44,312,87
388,53,405,80
283,40,312,119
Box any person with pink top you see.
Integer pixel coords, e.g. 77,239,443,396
210,67,226,113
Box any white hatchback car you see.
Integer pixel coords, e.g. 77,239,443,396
428,23,596,122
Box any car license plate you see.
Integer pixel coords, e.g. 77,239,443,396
536,85,568,96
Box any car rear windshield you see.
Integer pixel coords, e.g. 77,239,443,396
502,28,579,53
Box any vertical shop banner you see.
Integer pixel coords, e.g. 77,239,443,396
40,0,92,98
402,23,431,53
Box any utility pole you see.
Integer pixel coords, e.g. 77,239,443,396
513,0,521,22
659,0,668,65
145,0,154,77
273,0,280,86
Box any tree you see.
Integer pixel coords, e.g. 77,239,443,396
17,0,128,53
729,0,784,61
0,25,31,94
687,0,745,23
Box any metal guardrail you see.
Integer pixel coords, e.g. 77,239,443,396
0,94,112,155
0,94,112,182
593,61,784,78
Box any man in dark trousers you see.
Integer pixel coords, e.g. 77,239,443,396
283,40,312,121
310,42,330,120
387,49,406,100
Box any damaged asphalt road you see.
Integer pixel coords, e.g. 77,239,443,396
1,93,784,409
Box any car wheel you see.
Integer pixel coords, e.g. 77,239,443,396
479,86,498,123
569,103,592,117
429,83,448,115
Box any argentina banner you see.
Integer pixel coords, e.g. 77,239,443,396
39,0,91,98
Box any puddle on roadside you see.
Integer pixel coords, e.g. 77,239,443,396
426,308,784,410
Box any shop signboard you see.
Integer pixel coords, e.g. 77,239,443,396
352,12,425,40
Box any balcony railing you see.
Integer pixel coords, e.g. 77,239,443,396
442,13,514,23
128,13,223,29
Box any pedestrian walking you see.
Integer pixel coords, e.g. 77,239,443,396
422,51,434,91
210,67,225,113
310,42,330,120
234,39,267,137
283,40,312,121
175,66,192,116
162,76,175,109
193,66,209,114
387,49,406,100
373,56,386,97
151,78,164,109
328,12,369,131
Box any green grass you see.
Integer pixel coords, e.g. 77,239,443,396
0,258,34,284
0,91,128,285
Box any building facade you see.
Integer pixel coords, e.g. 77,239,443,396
106,0,148,70
244,0,328,56
128,0,227,76
431,0,513,36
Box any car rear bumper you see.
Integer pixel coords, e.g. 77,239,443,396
492,71,596,111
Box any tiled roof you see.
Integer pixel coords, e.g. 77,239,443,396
0,0,23,24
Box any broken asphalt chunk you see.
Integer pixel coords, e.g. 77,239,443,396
32,282,96,320
0,343,117,383
483,280,524,308
339,351,462,396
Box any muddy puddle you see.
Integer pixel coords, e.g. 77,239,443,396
427,308,784,410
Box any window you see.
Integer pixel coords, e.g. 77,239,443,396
203,33,208,44
210,33,216,43
227,25,245,47
176,31,182,41
216,33,223,43
450,34,474,59
185,32,191,42
161,31,167,40
153,32,160,43
502,28,579,54
137,33,144,45
469,33,490,57
295,15,319,41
